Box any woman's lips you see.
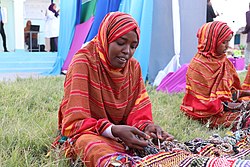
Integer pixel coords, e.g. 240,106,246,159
117,57,127,63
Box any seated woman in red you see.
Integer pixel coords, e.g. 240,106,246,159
54,12,174,167
181,21,250,130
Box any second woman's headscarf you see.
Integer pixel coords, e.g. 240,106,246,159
197,21,233,58
181,21,241,118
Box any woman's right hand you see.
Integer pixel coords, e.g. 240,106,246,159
225,102,250,111
111,125,150,150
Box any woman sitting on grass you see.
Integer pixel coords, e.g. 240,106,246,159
54,12,174,166
181,21,250,130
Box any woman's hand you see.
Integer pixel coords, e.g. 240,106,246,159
239,90,250,98
144,124,174,141
111,125,150,150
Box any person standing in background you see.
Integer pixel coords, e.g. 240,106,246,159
44,3,59,52
242,3,250,69
206,0,219,23
0,6,8,52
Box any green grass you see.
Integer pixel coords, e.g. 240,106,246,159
0,71,247,166
0,76,66,166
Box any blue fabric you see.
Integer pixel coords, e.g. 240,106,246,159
119,0,131,12
119,0,154,81
85,0,121,42
76,0,82,25
46,0,81,75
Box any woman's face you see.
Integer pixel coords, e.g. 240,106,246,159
27,21,31,26
216,34,232,55
108,30,138,69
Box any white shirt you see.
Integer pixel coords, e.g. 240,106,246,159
1,7,7,24
44,9,60,38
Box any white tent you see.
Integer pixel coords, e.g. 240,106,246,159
148,0,206,84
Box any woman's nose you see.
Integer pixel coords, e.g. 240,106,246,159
225,43,229,49
122,45,130,54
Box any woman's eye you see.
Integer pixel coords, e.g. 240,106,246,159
131,45,137,49
223,40,230,44
116,40,125,46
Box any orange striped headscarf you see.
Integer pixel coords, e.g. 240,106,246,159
180,21,241,119
197,21,233,58
94,12,140,68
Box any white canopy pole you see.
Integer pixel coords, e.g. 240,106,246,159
172,0,181,68
13,0,26,51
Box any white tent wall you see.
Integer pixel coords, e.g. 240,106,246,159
179,0,206,65
148,0,206,83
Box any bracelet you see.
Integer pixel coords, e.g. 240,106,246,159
222,101,243,110
232,90,240,102
222,102,229,111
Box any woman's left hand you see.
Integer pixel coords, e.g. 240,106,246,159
144,124,174,141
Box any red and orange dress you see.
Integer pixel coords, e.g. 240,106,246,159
181,21,250,129
54,12,154,166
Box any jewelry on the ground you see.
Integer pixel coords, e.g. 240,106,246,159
222,101,243,110
232,90,240,102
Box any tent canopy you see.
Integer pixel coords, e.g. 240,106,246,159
48,0,206,83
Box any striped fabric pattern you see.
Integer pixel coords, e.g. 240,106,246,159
180,157,250,167
180,21,242,123
92,128,250,166
242,65,250,89
96,12,140,67
100,150,250,167
197,21,233,56
56,12,153,165
135,151,191,167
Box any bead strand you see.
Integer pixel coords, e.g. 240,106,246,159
222,101,243,110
